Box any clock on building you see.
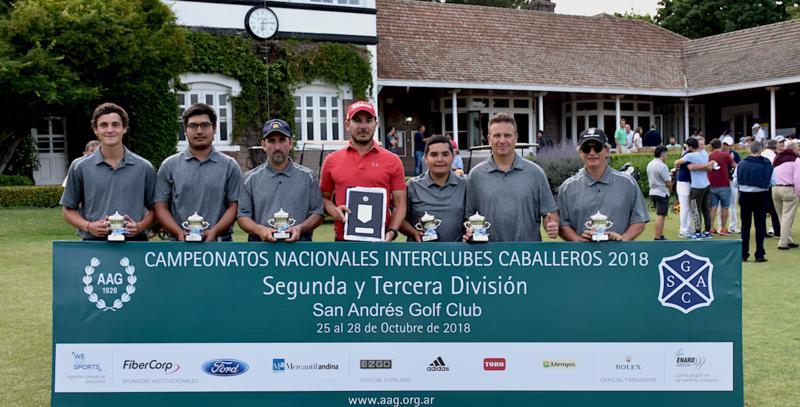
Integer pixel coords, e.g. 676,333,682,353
244,6,278,40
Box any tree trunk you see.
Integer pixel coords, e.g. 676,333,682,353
0,133,23,174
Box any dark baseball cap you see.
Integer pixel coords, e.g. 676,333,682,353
262,119,291,139
578,128,608,146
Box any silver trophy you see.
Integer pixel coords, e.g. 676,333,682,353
584,211,614,242
107,211,126,241
181,212,210,242
414,212,442,242
464,212,491,242
267,208,296,240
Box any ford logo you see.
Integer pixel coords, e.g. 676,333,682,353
201,359,249,376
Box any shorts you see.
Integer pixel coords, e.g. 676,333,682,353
650,195,669,216
710,186,732,208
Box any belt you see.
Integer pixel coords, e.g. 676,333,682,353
775,184,793,187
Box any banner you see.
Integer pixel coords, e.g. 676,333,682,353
52,241,743,406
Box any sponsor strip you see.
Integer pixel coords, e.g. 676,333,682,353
54,342,733,393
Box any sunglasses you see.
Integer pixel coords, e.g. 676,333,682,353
580,142,604,154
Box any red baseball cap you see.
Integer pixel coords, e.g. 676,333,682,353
346,101,376,120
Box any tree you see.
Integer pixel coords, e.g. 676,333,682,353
614,9,656,24
0,0,189,174
655,0,790,39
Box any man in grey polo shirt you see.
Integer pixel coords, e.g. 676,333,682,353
154,103,242,241
238,119,324,242
464,113,559,242
558,128,649,242
61,102,156,240
400,135,467,242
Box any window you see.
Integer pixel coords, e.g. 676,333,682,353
293,83,347,142
177,73,241,151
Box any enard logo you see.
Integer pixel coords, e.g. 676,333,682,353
82,257,136,311
658,250,714,313
201,359,249,376
675,349,706,369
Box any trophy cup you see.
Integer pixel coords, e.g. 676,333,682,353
464,212,491,242
267,208,296,240
414,212,442,242
181,212,210,242
584,211,614,242
107,211,126,241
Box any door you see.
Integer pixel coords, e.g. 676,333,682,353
33,118,68,186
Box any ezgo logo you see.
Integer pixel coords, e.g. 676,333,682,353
201,359,249,376
483,358,506,371
123,359,180,374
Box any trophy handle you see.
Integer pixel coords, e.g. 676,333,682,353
267,219,277,228
181,221,189,230
484,222,491,230
202,221,210,229
433,219,442,227
584,221,593,229
606,221,614,229
415,222,424,231
463,221,471,229
287,218,296,227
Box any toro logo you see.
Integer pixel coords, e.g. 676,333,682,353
201,359,249,377
483,358,506,371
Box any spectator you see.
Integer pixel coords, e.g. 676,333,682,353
642,124,662,147
674,137,715,239
762,139,781,237
666,136,680,149
707,138,735,235
771,140,800,250
752,123,767,143
615,118,628,153
385,126,399,154
413,124,429,176
736,141,773,262
675,143,693,238
647,146,672,240
721,136,741,233
630,126,643,152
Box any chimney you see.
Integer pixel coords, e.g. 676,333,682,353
528,0,556,12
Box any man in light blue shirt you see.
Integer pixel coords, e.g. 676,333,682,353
674,137,715,238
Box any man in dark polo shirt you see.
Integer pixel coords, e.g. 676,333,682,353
401,135,467,242
558,128,649,242
154,104,242,241
61,103,156,241
238,119,324,242
464,113,559,242
320,101,407,242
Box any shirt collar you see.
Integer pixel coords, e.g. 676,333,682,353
181,147,219,163
420,171,459,188
582,165,612,186
347,139,378,154
91,146,134,167
487,154,524,173
266,159,296,177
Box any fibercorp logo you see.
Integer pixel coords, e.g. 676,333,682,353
483,358,506,371
201,359,249,377
122,359,180,374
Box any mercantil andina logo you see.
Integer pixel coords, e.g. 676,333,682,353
82,257,136,311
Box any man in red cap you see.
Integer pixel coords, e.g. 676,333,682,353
320,101,407,241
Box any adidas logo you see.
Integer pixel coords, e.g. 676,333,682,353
427,356,449,372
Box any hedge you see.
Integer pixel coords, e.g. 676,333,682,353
0,175,34,186
0,186,63,208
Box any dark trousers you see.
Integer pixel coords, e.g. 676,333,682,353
690,186,712,233
767,187,781,235
740,191,769,260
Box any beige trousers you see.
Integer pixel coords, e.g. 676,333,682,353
772,186,798,247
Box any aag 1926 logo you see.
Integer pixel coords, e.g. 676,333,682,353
658,250,713,314
82,257,136,311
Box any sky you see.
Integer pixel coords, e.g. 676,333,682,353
554,0,660,17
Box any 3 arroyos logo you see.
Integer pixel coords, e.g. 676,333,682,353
82,257,136,311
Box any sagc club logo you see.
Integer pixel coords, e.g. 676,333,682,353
82,257,136,311
658,250,714,313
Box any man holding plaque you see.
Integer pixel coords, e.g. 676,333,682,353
154,104,242,241
400,135,467,242
464,113,559,242
238,119,324,242
320,101,407,242
557,128,649,242
60,103,156,241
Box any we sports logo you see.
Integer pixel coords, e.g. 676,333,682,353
483,358,506,371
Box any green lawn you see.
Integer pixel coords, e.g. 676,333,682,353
1,207,798,406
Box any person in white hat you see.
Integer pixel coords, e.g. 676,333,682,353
752,123,767,144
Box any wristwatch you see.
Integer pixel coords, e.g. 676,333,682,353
388,228,399,241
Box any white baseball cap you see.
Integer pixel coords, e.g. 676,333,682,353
722,136,734,146
752,123,760,129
